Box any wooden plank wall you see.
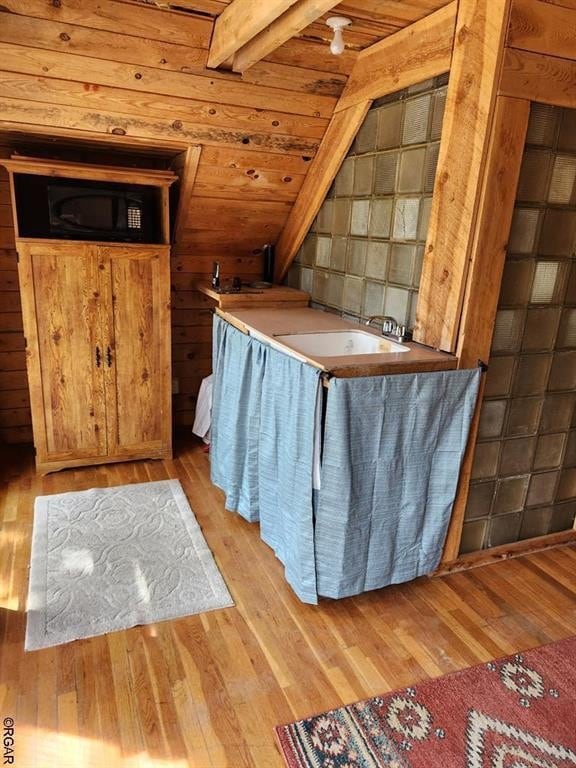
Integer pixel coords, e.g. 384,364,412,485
0,0,358,440
500,0,576,110
0,147,30,444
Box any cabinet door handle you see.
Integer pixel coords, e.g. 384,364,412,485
95,346,102,368
106,346,113,368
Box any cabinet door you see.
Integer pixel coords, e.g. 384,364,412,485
18,243,107,463
99,245,171,458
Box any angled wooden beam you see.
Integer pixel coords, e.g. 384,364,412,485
414,0,513,352
232,0,342,73
440,96,530,564
335,2,457,113
207,0,300,70
171,145,202,245
456,98,530,370
274,100,371,282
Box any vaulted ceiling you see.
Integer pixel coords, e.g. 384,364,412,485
0,0,453,275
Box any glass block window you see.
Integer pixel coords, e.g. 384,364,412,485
461,103,576,555
530,262,562,303
286,75,448,329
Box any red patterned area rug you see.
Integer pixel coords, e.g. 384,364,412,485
275,635,576,768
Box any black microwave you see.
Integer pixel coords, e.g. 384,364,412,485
14,174,161,243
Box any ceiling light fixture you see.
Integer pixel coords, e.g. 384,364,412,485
326,16,351,56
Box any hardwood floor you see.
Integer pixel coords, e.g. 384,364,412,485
1,438,575,768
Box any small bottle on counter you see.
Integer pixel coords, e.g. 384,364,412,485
211,261,220,290
262,244,275,285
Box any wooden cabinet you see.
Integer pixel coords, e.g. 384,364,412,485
17,241,172,473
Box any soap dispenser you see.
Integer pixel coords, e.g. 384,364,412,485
211,261,220,290
262,244,275,285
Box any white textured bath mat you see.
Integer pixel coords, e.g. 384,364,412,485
25,479,233,650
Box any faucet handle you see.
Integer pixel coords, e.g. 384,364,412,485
365,315,403,338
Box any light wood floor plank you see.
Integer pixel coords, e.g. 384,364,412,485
0,440,575,767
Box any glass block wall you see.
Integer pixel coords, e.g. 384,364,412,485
286,75,448,328
460,103,576,554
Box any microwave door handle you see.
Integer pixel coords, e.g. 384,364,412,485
112,196,119,229
117,196,127,229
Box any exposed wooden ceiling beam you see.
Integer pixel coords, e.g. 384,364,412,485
232,0,342,73
207,0,301,69
335,1,457,112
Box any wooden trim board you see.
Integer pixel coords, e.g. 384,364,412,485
414,0,513,353
436,530,576,575
500,48,576,108
456,97,530,370
1,156,176,186
171,146,202,245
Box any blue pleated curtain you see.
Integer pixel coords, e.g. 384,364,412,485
211,317,267,523
211,315,480,604
211,315,321,602
314,370,480,598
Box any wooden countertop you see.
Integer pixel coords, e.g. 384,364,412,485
218,307,458,378
194,281,309,309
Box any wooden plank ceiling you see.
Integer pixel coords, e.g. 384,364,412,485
0,0,452,439
0,0,453,267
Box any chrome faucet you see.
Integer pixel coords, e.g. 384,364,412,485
365,315,411,342
365,314,398,333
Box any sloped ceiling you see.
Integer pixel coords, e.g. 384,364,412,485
0,0,452,275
